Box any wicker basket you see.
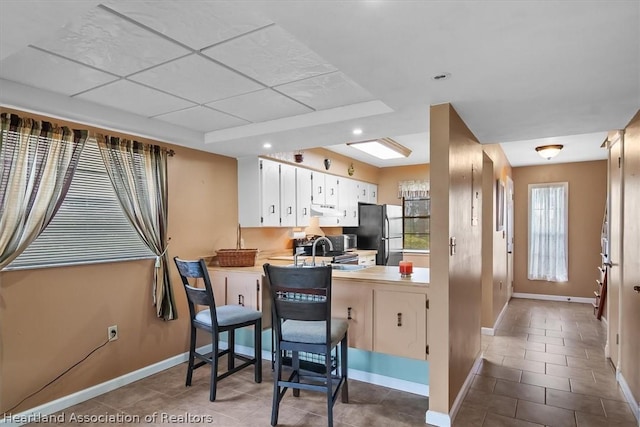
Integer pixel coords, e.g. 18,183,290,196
216,225,257,267
217,249,258,267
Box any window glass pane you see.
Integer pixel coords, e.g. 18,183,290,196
402,197,430,250
403,199,430,216
6,138,154,270
527,183,568,282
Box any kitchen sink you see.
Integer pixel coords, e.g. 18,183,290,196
284,263,369,271
330,264,369,271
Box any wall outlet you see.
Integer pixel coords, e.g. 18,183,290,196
108,325,118,341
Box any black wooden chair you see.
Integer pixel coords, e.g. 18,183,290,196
262,263,348,427
174,257,262,401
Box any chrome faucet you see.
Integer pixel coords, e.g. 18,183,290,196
293,246,305,268
311,237,333,266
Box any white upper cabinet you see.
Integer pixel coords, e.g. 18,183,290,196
338,177,359,227
238,157,295,227
280,163,297,227
296,167,313,227
358,182,378,204
260,158,281,226
239,157,376,228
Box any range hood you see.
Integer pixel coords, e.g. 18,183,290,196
310,204,344,218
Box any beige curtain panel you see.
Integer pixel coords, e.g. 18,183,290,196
0,113,87,269
97,136,176,321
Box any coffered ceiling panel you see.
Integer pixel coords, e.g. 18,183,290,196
207,89,312,123
154,105,250,132
75,80,194,117
276,71,375,111
104,0,273,50
33,6,190,76
0,47,117,96
129,54,264,104
202,25,337,87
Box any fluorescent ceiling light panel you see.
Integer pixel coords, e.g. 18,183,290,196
347,138,411,160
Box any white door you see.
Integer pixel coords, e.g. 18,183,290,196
312,171,325,205
338,177,358,226
608,135,622,367
260,159,280,226
296,168,312,227
280,163,296,227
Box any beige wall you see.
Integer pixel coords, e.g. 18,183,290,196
377,164,430,205
481,145,513,328
0,109,240,413
512,161,607,298
429,104,483,418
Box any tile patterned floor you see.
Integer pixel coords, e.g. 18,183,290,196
457,299,637,427
33,299,637,426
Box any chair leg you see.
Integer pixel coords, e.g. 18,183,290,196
341,334,349,403
292,351,300,397
271,346,282,426
210,332,219,402
228,329,235,370
326,347,334,427
255,319,262,383
186,326,196,387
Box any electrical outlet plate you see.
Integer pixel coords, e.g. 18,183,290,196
108,325,118,341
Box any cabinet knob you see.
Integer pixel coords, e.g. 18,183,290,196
347,307,352,320
634,285,640,294
270,205,275,214
318,186,322,194
287,206,292,214
397,313,402,327
303,207,307,215
238,295,245,306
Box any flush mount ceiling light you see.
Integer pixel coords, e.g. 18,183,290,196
263,142,272,149
535,144,563,160
347,138,412,160
352,128,363,136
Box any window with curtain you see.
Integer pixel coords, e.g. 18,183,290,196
5,137,154,270
403,197,430,250
528,182,568,282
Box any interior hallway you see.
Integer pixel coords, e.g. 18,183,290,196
31,299,636,427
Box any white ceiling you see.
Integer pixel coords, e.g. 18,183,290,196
1,1,638,169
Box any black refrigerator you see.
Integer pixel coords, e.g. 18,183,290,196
344,203,403,266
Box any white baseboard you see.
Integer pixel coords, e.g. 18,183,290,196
481,327,495,336
481,300,510,336
617,371,640,423
425,352,482,427
425,410,451,427
3,343,428,427
512,292,593,304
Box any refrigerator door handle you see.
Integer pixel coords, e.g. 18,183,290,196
385,238,390,265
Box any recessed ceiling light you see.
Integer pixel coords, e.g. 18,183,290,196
352,128,363,136
432,72,451,81
263,142,272,149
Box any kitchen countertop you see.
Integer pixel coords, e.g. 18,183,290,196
208,263,429,287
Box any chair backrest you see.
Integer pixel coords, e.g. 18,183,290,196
174,257,218,329
263,263,333,327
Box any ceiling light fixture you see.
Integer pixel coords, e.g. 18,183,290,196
535,144,563,160
263,142,272,149
347,138,412,160
352,128,363,136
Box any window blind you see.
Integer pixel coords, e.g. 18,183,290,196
6,137,154,270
